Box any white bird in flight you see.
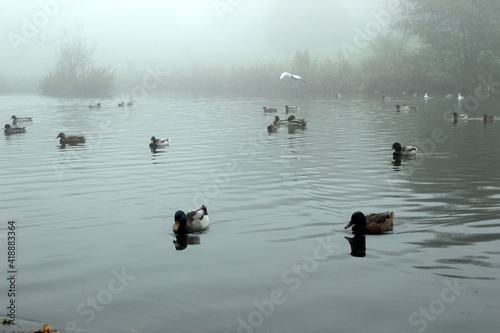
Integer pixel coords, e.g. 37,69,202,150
280,72,306,83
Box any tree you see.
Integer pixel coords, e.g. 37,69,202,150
394,0,500,93
40,30,114,97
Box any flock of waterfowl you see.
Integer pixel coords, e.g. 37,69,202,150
3,92,496,239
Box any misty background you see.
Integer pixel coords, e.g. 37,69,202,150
1,0,389,92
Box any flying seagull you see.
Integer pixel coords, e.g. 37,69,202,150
280,72,306,83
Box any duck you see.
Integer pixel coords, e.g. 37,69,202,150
127,100,133,107
344,211,394,234
88,103,101,109
149,136,170,149
267,123,278,133
273,116,288,126
458,93,465,101
118,101,125,107
382,96,393,102
56,133,86,145
483,114,495,121
424,93,430,100
452,112,468,119
413,93,418,98
4,124,26,134
395,104,417,111
285,105,299,113
390,142,417,156
173,205,209,234
11,115,32,123
286,115,307,127
262,107,277,113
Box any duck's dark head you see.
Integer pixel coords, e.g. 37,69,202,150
390,142,402,152
345,211,367,229
452,112,458,118
395,104,401,111
4,124,11,129
288,115,296,121
173,210,187,233
56,132,65,139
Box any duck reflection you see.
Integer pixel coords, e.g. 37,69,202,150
173,234,201,251
344,235,366,257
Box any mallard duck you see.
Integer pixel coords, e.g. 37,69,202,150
390,142,417,155
285,105,299,113
56,133,85,144
127,101,133,106
286,115,307,127
173,205,209,234
262,107,277,113
88,103,101,109
11,115,32,123
344,211,394,234
273,116,288,126
458,93,465,101
267,123,278,133
424,93,430,100
118,101,125,107
149,136,169,149
395,104,417,111
452,112,468,119
4,124,26,134
483,114,495,121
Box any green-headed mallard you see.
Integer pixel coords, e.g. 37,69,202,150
262,107,277,113
11,115,32,123
149,136,169,149
344,211,394,234
483,114,495,121
286,115,307,127
4,124,26,134
390,142,417,156
173,205,209,234
56,133,86,145
452,112,467,119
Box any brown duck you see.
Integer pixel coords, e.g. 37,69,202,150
344,211,394,234
56,133,86,145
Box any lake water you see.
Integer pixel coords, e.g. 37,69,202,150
1,93,499,333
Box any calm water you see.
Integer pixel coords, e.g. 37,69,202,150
1,93,499,333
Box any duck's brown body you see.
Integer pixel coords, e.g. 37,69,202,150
345,211,394,234
56,133,86,144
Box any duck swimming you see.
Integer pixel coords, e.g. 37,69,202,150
11,115,32,123
262,107,277,113
173,205,209,234
149,136,170,149
88,103,101,109
390,142,417,156
286,115,307,127
396,104,417,111
285,105,299,113
118,101,125,107
483,114,495,121
4,124,26,134
345,211,394,234
452,112,468,119
127,100,133,106
56,133,86,145
267,123,278,133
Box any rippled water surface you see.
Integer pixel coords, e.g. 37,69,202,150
1,94,499,333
